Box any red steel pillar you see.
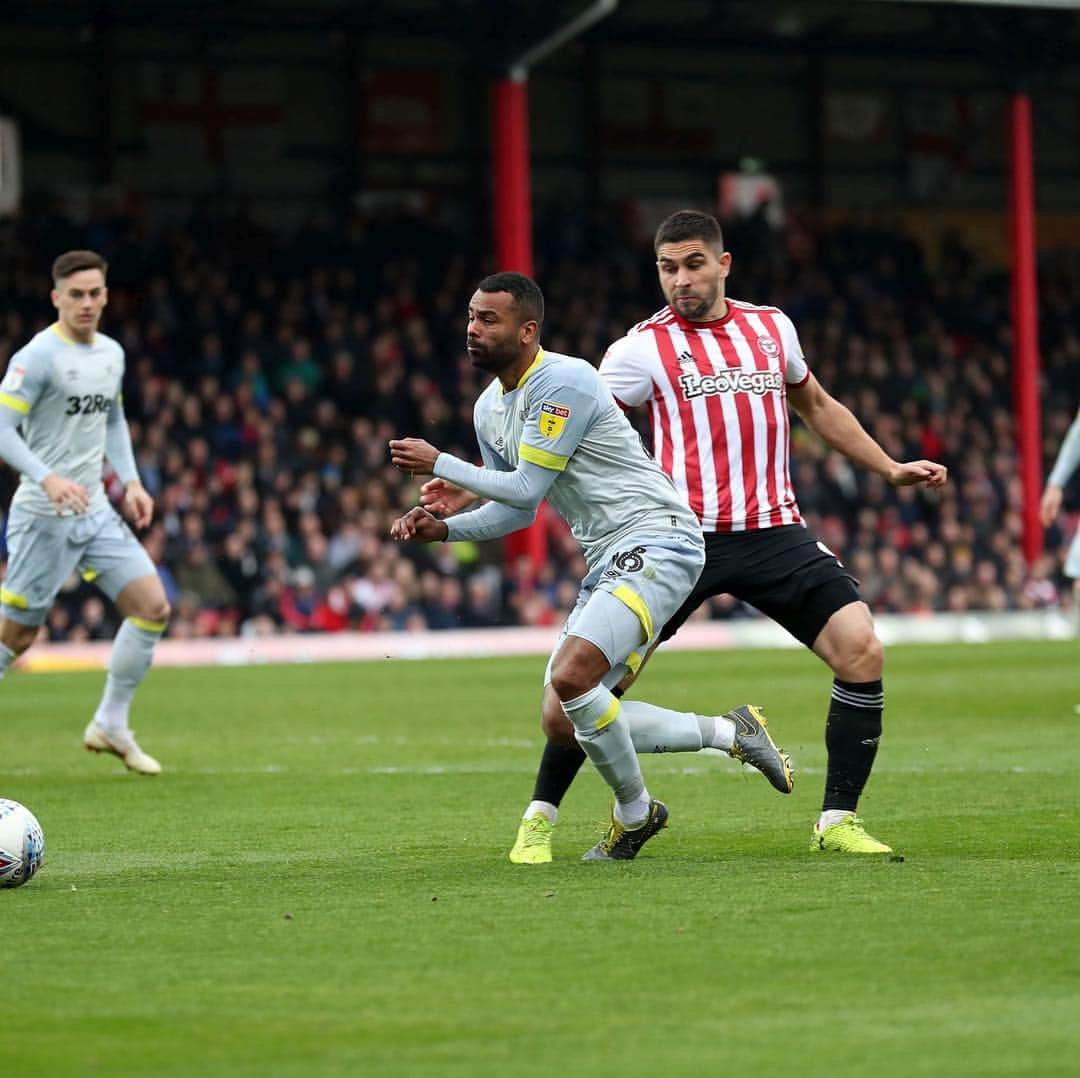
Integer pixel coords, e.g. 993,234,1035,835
1007,92,1042,566
492,74,546,575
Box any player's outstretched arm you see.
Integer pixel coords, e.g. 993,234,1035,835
0,396,89,513
788,374,946,488
390,436,556,512
105,395,146,522
0,403,87,511
1043,412,1080,526
389,499,536,545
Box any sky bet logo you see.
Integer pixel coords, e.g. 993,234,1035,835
678,368,783,400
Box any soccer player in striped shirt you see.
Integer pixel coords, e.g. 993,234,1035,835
390,272,792,861
1040,406,1080,627
482,211,946,860
0,250,169,774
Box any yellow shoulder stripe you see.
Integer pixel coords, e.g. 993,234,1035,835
500,348,545,396
1,587,28,610
516,347,545,390
612,584,653,644
0,392,30,415
519,442,568,472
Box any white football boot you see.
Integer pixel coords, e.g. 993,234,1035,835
83,720,162,776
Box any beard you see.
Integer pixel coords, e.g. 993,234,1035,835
466,338,517,374
671,283,720,321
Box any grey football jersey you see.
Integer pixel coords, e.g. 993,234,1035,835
1048,408,1080,489
472,348,699,570
0,325,125,516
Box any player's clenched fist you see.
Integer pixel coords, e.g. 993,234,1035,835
122,480,154,529
389,506,449,543
887,460,948,488
388,438,440,476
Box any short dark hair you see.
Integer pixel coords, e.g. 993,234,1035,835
476,271,544,328
52,250,108,285
654,211,724,254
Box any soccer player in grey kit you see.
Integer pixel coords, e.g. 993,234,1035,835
0,250,169,774
1041,406,1080,627
389,272,792,861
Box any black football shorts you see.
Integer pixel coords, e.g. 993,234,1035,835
659,523,862,649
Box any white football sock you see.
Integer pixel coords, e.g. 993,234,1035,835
94,618,165,733
561,684,650,826
701,713,736,751
613,792,652,827
524,800,557,824
618,701,735,753
0,642,15,681
818,809,853,829
620,700,703,752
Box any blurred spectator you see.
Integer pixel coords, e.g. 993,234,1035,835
2,205,1078,640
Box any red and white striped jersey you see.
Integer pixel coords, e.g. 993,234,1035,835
599,300,810,533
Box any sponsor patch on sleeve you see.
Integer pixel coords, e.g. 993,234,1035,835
1,366,26,392
538,401,570,439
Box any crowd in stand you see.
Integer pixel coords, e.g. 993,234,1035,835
1,200,1078,641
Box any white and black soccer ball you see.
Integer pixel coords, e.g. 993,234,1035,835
0,799,45,889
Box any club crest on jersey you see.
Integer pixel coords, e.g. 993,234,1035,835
538,401,570,439
757,335,779,358
1,365,25,392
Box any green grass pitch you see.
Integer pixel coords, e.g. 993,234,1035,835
3,640,1079,1077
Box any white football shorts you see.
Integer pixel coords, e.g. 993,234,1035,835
2,505,156,625
544,528,705,689
1065,527,1080,580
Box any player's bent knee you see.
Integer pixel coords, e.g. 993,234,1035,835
1,620,38,656
549,645,608,702
148,598,172,625
117,573,171,628
868,632,884,668
836,630,883,681
129,592,170,627
541,684,576,743
130,602,170,628
541,700,576,744
549,665,595,703
859,631,884,675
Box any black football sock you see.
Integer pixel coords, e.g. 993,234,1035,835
822,678,884,813
531,740,587,806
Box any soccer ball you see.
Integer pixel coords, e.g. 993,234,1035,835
0,799,45,889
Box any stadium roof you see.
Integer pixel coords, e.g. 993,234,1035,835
4,0,1080,67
